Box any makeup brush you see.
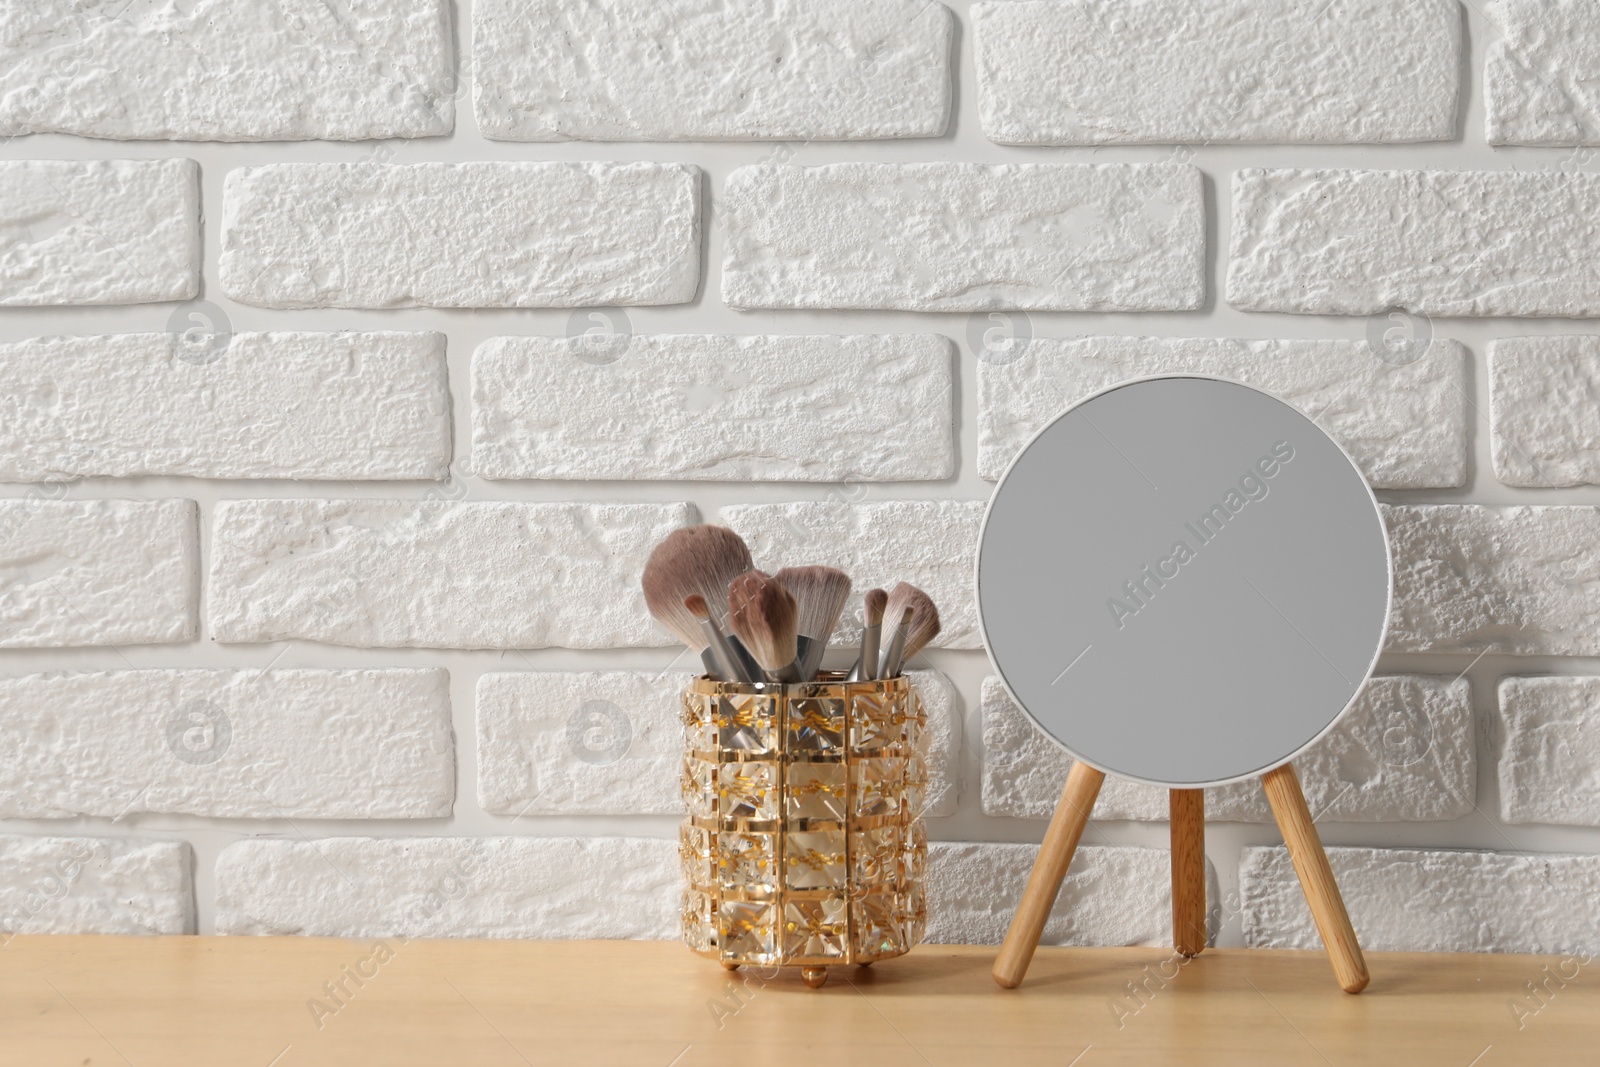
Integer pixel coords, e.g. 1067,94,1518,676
878,606,913,681
685,594,756,683
641,524,754,679
848,588,888,681
878,582,941,678
774,566,852,681
728,570,802,683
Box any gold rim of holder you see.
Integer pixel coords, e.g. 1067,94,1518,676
679,672,929,978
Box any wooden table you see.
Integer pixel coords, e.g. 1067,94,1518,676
3,936,1592,1065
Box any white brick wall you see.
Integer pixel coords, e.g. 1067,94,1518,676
1489,336,1600,487
215,837,678,939
0,332,451,481
472,334,955,481
1497,677,1600,826
1229,169,1600,317
722,162,1205,311
1242,846,1600,954
0,836,190,937
0,499,197,647
473,0,954,142
1385,506,1600,656
3,1,1597,953
974,0,1461,145
977,336,1468,488
0,159,199,305
220,163,701,309
0,669,452,819
1485,0,1600,147
208,500,694,649
0,1,454,141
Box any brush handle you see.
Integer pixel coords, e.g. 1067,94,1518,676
878,620,909,678
698,648,726,681
770,659,805,684
795,635,827,682
725,635,766,682
696,619,748,683
853,623,881,682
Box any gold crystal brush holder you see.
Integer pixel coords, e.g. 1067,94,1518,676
679,672,929,989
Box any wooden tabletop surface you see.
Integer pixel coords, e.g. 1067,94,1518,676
2,936,1591,1066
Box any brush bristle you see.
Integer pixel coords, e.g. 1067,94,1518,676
641,524,753,648
885,582,940,660
727,570,798,672
774,565,852,642
863,588,888,627
685,594,710,620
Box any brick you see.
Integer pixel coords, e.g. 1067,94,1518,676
0,669,450,820
0,332,450,481
208,500,694,649
0,1,452,141
978,336,1467,489
974,0,1460,146
0,499,196,648
472,334,954,482
1498,677,1600,827
981,677,1474,823
0,159,197,305
1228,169,1600,317
1385,505,1600,656
0,836,189,937
1489,336,1600,488
722,163,1204,312
1242,845,1600,953
927,843,1200,946
215,837,677,939
1486,0,1600,146
477,670,694,817
477,668,958,818
473,0,952,142
220,162,700,309
721,501,984,649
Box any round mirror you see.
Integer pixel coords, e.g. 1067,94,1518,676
977,375,1391,788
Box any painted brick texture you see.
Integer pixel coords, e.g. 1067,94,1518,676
208,501,694,649
1228,169,1600,317
0,669,453,820
0,333,451,481
472,334,955,482
0,1,454,141
220,162,701,309
0,159,199,305
473,0,953,142
2,2,1597,953
0,499,197,648
722,163,1205,312
974,0,1461,145
978,337,1468,489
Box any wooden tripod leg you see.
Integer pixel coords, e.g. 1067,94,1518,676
1170,789,1206,957
1261,764,1370,994
993,761,1105,989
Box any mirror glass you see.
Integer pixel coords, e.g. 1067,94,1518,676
978,376,1391,787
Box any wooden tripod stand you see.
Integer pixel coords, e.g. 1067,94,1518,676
992,761,1369,994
